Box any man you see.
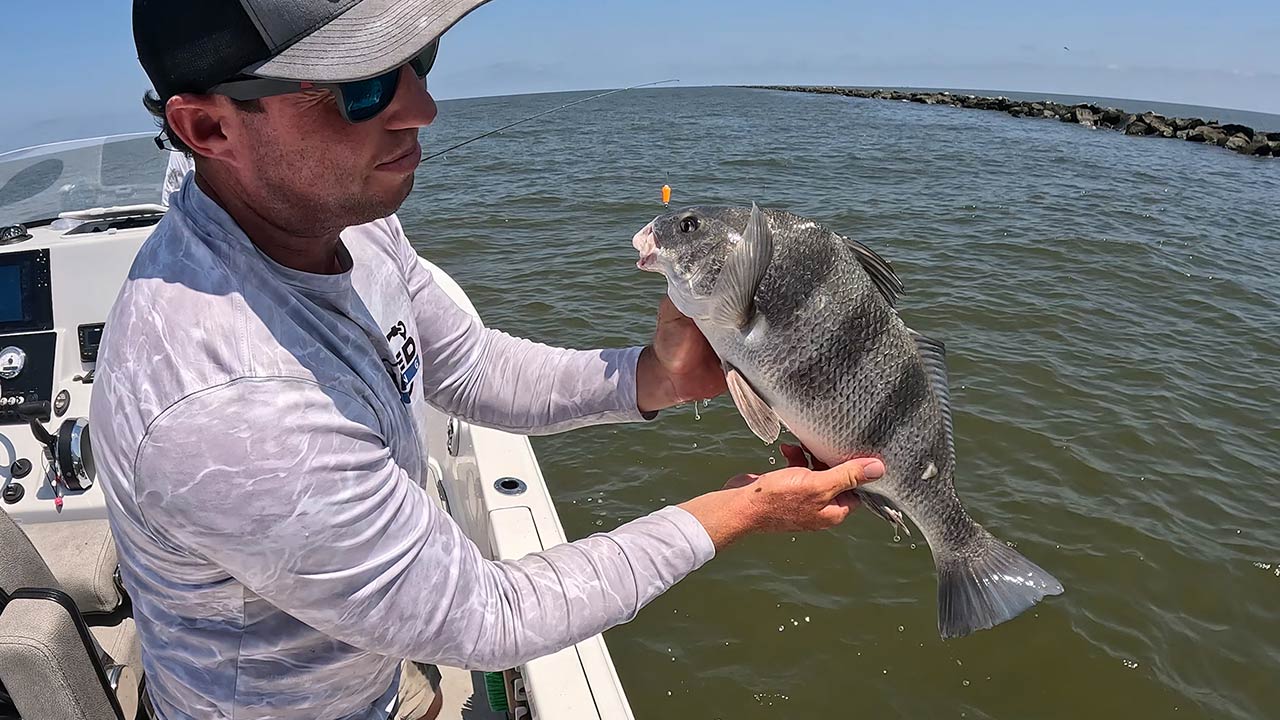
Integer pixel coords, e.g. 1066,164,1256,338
93,1,885,718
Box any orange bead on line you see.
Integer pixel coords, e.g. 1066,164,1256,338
662,184,671,206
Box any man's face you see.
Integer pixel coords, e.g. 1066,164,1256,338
225,65,437,236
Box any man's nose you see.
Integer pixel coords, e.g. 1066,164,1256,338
383,65,437,130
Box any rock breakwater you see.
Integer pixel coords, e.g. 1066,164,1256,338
749,86,1280,158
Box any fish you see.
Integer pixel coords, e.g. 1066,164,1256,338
632,203,1064,639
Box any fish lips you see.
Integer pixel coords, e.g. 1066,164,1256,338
632,221,662,271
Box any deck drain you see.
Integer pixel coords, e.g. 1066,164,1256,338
494,477,527,496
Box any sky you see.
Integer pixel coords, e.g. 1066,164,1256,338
2,0,1277,152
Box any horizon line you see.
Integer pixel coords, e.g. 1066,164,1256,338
433,82,1280,119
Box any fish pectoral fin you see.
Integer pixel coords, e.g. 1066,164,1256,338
724,363,782,444
858,490,912,537
840,235,904,307
710,202,774,329
910,329,955,469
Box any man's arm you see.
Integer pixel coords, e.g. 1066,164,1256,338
134,377,716,670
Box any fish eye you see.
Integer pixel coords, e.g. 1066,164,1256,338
679,216,699,233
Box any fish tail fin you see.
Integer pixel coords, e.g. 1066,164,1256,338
935,526,1064,639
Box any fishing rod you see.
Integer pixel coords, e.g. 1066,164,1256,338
422,79,679,161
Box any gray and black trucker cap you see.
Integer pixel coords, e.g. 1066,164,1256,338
134,0,494,98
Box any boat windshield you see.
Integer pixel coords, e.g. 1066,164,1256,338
0,133,170,227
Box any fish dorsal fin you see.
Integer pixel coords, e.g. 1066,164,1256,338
911,329,954,466
840,235,904,307
710,203,774,329
724,362,781,444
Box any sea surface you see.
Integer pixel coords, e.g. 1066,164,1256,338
402,86,1280,720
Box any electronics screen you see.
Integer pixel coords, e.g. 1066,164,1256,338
0,265,20,323
0,249,53,334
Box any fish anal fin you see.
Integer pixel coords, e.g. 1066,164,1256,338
710,203,774,329
858,490,912,537
724,363,781,444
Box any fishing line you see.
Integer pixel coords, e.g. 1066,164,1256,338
422,79,680,161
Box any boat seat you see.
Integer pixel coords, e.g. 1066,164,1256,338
23,520,124,615
0,509,142,720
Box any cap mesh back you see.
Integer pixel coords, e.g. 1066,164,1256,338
133,0,272,97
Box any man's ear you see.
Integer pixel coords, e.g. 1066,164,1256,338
166,94,240,163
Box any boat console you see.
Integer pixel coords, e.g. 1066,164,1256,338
0,219,155,521
0,134,164,523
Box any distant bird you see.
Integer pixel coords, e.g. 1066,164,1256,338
1063,46,1070,51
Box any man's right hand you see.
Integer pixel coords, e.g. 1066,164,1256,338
677,445,885,551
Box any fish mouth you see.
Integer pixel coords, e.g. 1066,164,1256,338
632,221,660,271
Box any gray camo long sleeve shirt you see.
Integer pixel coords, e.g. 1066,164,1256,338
89,175,715,720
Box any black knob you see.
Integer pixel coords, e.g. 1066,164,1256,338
10,458,31,479
16,401,51,421
2,482,23,504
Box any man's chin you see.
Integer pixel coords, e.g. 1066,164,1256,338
357,175,414,222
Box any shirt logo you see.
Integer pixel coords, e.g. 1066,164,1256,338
384,320,420,405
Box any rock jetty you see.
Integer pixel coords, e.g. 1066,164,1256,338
747,86,1280,158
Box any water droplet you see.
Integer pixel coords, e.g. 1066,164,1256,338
692,442,698,448
882,669,888,675
910,543,917,549
804,616,810,622
594,519,604,526
703,399,710,408
768,456,776,465
693,404,701,421
791,536,797,542
963,680,970,687
792,619,799,626
778,625,785,632
898,625,904,632
1122,659,1139,669
893,532,901,543
667,691,672,697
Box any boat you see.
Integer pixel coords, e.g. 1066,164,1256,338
0,132,636,720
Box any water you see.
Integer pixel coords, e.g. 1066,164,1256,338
404,86,1280,720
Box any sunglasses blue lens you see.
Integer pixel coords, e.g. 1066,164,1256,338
340,70,400,122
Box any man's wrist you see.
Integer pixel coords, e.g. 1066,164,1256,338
635,344,680,414
677,489,756,552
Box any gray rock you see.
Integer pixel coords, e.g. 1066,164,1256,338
1125,121,1152,136
1173,117,1206,132
1243,137,1272,156
1226,134,1251,152
1266,131,1280,142
1220,123,1254,139
1271,141,1280,155
1142,113,1176,138
1098,108,1128,128
1075,108,1097,127
1187,125,1227,144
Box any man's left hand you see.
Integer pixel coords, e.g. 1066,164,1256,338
636,296,728,414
